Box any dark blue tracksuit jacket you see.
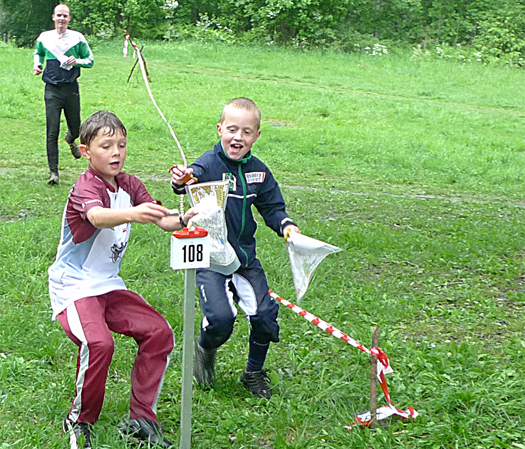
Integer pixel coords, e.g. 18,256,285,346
173,141,296,267
173,141,297,348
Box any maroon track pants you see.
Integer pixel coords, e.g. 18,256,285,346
57,290,174,424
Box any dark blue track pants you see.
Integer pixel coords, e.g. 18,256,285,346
196,258,279,350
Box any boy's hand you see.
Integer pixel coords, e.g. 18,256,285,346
132,202,169,224
170,165,195,185
182,207,199,225
33,63,43,75
155,206,199,231
283,225,300,242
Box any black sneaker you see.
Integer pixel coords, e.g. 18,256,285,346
193,341,216,388
63,417,92,449
118,417,173,448
240,369,272,399
48,171,59,185
66,138,82,159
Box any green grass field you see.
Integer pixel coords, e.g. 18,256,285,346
1,40,525,448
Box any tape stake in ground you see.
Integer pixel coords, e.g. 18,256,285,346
269,290,418,427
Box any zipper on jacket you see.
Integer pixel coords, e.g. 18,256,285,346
237,164,249,266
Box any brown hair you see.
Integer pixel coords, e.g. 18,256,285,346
80,110,127,146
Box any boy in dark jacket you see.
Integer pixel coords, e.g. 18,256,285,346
170,97,300,398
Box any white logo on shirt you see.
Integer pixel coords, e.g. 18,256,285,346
82,199,103,209
245,172,266,184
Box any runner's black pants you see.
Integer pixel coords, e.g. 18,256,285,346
44,81,81,173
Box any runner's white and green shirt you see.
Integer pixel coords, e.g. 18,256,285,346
34,29,94,84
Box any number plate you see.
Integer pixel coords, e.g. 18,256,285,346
170,227,211,270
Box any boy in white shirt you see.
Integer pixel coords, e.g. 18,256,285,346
49,110,196,448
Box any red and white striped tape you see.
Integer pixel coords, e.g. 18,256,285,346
269,290,418,427
123,34,129,57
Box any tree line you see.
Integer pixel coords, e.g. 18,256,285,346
1,0,524,65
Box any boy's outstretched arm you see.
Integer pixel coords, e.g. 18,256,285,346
87,203,196,231
87,203,169,228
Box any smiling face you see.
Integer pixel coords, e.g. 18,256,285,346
217,106,261,160
53,5,71,34
80,128,127,187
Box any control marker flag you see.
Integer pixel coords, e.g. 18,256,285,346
287,232,341,302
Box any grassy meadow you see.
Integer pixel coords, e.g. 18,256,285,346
1,40,525,448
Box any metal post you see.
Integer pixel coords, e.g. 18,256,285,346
180,268,196,449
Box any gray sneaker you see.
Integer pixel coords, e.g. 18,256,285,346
63,416,92,449
240,369,272,399
194,341,216,388
67,138,81,159
48,172,59,185
118,417,173,448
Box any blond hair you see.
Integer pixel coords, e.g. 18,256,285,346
220,97,261,130
54,4,71,14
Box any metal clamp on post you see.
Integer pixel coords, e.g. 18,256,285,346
170,227,210,449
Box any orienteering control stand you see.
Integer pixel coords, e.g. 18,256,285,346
170,227,210,449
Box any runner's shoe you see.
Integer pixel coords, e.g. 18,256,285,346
240,369,272,399
66,138,81,159
118,417,173,448
63,416,92,449
48,172,59,185
193,341,216,388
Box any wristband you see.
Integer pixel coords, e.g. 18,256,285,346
179,215,187,228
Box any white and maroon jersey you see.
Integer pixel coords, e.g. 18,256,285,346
48,166,155,320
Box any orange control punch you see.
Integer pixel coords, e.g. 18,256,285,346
169,165,198,185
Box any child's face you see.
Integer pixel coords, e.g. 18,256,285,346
80,127,127,185
217,107,261,160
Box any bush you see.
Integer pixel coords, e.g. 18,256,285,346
1,0,524,67
472,13,525,67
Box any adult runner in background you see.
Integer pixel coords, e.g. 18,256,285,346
33,3,94,185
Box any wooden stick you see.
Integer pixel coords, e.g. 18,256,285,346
369,325,380,429
142,50,152,83
127,44,145,83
